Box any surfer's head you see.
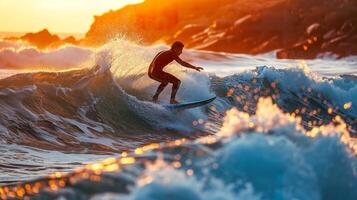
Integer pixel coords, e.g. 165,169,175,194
171,41,184,56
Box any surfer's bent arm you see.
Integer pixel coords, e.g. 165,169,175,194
174,56,203,71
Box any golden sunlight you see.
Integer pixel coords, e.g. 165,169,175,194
0,0,143,33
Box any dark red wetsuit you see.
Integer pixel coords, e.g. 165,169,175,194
148,50,180,84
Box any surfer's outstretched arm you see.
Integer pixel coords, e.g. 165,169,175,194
174,56,203,72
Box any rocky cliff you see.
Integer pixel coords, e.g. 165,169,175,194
4,29,79,49
84,0,357,59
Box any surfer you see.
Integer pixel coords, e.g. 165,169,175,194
149,41,203,104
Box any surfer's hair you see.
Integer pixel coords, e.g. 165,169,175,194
171,41,184,50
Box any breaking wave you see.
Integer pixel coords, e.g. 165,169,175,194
0,38,356,199
0,40,92,69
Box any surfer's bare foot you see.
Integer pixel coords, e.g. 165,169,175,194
170,99,180,104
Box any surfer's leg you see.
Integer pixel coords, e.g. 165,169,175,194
153,82,168,102
169,76,181,104
154,72,180,104
171,80,181,101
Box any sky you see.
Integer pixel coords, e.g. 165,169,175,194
0,0,143,33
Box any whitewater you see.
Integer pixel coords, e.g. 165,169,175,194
0,38,356,200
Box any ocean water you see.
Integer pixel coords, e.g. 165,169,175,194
0,38,356,199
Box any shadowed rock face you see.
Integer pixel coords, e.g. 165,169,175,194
84,0,357,59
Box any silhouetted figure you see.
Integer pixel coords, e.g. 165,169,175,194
148,41,203,104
